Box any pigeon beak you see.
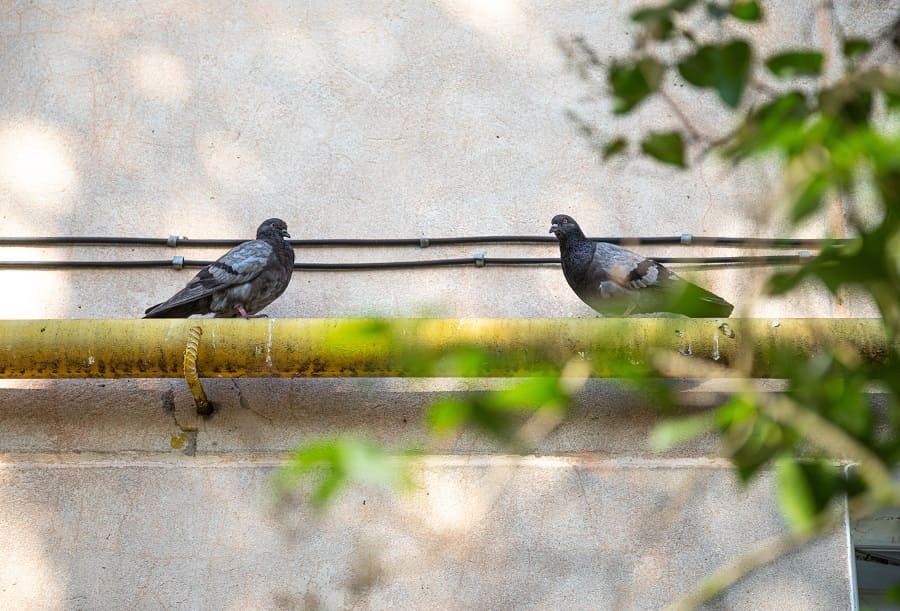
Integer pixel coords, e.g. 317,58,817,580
282,230,291,238
549,224,559,234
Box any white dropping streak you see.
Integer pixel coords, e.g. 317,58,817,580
266,319,274,368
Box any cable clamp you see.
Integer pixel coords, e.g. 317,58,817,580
419,237,430,248
474,253,485,267
172,256,185,269
798,250,812,259
680,233,693,245
167,234,179,247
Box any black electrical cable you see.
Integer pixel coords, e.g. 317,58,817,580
0,237,174,246
0,254,811,271
855,549,900,567
0,235,845,249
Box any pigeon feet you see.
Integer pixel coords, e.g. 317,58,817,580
235,305,268,318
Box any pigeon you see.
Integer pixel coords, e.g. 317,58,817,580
549,214,733,317
143,218,295,318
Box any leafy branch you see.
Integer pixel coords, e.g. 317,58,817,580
564,0,900,606
274,2,900,607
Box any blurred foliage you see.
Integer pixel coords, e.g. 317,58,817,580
278,319,595,506
427,376,572,447
641,131,688,167
278,2,900,605
559,1,900,604
275,435,416,511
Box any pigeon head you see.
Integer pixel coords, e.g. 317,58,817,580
257,218,291,240
549,214,585,240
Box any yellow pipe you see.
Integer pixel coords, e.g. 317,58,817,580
0,318,891,379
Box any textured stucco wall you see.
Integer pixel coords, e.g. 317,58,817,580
1,0,896,608
2,0,895,321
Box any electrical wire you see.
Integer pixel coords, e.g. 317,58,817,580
0,254,812,271
0,234,846,249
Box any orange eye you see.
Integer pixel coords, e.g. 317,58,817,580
562,218,569,224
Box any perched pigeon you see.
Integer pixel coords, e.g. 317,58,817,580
549,214,733,317
144,218,295,318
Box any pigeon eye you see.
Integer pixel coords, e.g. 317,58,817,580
562,218,569,224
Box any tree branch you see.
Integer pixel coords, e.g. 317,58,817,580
658,89,704,143
759,394,895,495
665,486,900,610
663,520,825,611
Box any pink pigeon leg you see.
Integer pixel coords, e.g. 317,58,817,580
235,304,268,318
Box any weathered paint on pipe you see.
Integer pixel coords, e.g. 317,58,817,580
0,318,891,379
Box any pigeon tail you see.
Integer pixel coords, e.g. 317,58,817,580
668,282,734,318
143,298,212,318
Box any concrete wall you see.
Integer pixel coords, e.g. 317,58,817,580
2,0,895,608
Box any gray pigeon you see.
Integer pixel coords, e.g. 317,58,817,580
550,214,733,317
144,218,295,318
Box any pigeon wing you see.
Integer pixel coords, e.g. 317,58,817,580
591,243,675,290
144,240,274,316
590,243,733,316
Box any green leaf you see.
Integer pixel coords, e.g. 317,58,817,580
725,91,810,158
641,131,687,168
842,38,872,59
644,15,675,40
432,346,488,376
603,138,628,160
631,0,697,39
887,584,900,603
776,457,842,533
767,234,881,297
730,1,762,21
277,436,412,510
717,395,799,481
428,393,529,444
819,84,874,127
790,174,829,222
888,91,900,111
717,393,757,427
765,51,824,78
781,351,874,441
633,0,696,17
631,7,669,22
489,377,566,411
650,412,717,451
719,41,753,101
880,73,900,111
723,91,810,159
609,58,665,114
767,270,803,295
427,398,472,434
669,0,698,10
468,402,520,443
706,2,729,19
678,40,752,107
776,456,818,533
841,90,873,126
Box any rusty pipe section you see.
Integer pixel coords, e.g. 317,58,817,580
0,318,891,380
